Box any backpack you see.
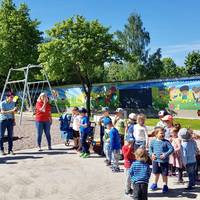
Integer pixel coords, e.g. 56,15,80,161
59,113,72,132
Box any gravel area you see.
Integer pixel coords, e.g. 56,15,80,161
3,116,62,152
3,115,200,152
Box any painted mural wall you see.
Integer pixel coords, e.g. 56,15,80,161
47,77,200,111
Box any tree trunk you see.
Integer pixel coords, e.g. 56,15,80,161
86,90,91,117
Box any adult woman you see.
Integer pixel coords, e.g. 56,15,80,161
35,93,52,151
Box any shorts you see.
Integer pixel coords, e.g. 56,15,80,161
152,161,169,176
73,130,80,138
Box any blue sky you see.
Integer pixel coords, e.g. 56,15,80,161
11,0,200,66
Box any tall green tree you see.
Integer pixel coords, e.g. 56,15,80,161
106,61,143,82
38,15,124,116
0,0,42,84
142,48,163,79
185,51,200,75
161,57,188,78
116,13,150,62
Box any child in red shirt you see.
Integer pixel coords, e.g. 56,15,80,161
122,135,135,195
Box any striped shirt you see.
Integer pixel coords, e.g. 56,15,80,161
149,139,174,163
129,160,151,184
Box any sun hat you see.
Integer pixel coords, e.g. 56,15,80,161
178,128,191,141
115,108,124,113
128,113,137,121
158,110,168,117
102,107,109,112
162,115,173,121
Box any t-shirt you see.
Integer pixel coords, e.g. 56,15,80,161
115,118,126,135
80,116,90,134
156,120,166,128
133,124,148,144
109,127,121,150
164,126,173,140
0,100,15,121
72,114,81,131
35,101,51,122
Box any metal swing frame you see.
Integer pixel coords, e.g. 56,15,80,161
0,64,60,125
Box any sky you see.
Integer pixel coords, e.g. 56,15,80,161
10,0,200,66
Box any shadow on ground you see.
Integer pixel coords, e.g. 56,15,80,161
149,187,200,199
0,155,43,165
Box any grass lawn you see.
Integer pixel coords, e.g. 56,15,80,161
53,112,200,130
146,118,200,130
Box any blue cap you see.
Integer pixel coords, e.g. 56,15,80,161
103,117,112,125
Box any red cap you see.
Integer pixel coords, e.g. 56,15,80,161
162,115,173,121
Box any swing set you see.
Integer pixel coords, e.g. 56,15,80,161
0,64,60,125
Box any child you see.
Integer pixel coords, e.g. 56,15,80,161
156,110,168,128
122,135,135,195
162,115,174,140
149,127,174,193
125,113,137,139
129,148,151,200
114,108,127,146
133,114,148,150
106,118,121,172
79,108,90,158
169,124,183,183
102,117,113,166
98,107,111,156
179,128,198,190
71,107,81,149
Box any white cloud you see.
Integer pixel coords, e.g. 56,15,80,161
162,41,200,54
151,41,200,66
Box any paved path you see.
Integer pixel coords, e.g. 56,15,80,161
0,144,199,200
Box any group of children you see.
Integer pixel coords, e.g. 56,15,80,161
61,106,200,200
98,107,200,200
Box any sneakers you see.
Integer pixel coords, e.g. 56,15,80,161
185,186,194,191
150,183,158,191
48,146,52,150
162,185,169,193
79,152,85,157
8,150,15,155
112,167,120,173
125,189,133,195
106,161,111,166
0,150,6,156
82,153,89,158
38,147,42,152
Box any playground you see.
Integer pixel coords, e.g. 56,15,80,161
0,145,199,200
0,116,199,200
1,1,200,199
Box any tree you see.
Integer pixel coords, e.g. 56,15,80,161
142,48,163,79
185,51,200,75
0,0,42,85
161,57,188,78
106,61,143,82
38,15,124,116
116,13,150,62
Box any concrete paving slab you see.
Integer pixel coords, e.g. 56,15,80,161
0,144,199,200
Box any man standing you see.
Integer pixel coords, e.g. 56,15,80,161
0,92,17,155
